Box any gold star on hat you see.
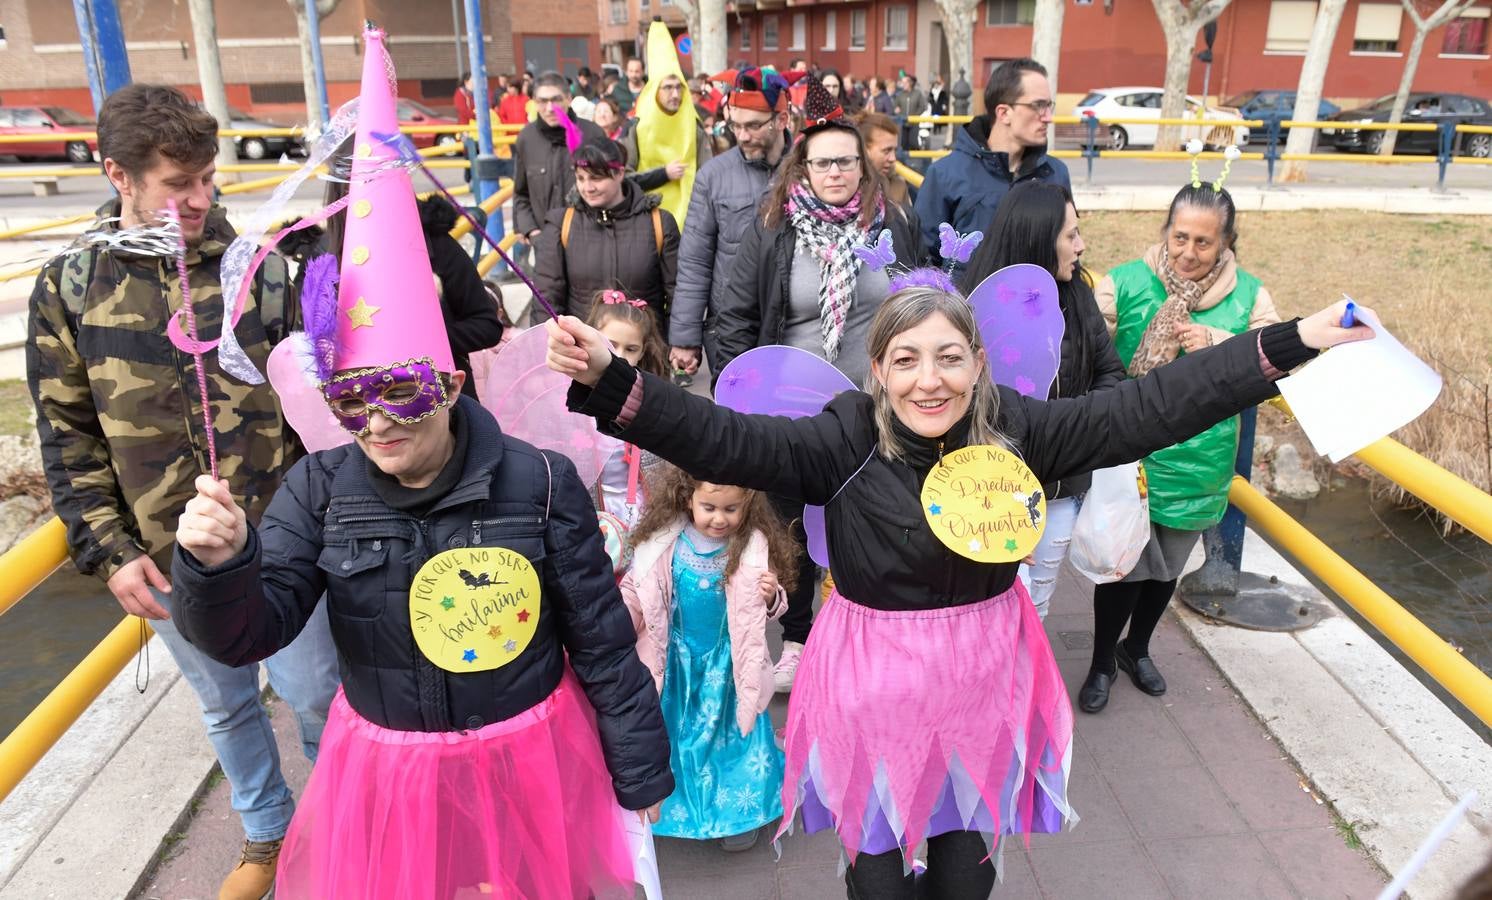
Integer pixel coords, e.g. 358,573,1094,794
345,296,380,329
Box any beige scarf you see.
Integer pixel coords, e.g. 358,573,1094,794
1126,244,1234,378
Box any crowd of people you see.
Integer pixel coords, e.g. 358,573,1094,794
25,20,1438,900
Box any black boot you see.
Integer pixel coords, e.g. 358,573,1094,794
1078,665,1117,713
1115,640,1167,696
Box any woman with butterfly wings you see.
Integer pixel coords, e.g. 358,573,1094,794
712,73,924,695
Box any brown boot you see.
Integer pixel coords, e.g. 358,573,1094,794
217,838,282,900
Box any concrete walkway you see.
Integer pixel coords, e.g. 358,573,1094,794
135,565,1388,899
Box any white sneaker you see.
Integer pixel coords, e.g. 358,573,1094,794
774,641,804,693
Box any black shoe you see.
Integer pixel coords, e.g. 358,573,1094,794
1078,666,1117,713
1115,641,1167,696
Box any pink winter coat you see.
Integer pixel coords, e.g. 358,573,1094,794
619,518,787,736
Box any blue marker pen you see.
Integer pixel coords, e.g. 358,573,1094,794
1340,297,1356,329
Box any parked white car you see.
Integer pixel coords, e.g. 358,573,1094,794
1073,87,1250,150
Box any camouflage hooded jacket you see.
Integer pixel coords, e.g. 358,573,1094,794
26,201,299,581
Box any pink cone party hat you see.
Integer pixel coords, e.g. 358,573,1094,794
331,26,455,375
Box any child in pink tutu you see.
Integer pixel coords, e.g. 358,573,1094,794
620,465,798,851
169,27,671,900
548,272,1373,896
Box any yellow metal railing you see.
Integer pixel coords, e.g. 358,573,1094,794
0,122,525,146
1228,476,1492,729
0,180,519,802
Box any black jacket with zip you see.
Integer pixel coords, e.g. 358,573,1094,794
172,398,673,810
569,322,1315,611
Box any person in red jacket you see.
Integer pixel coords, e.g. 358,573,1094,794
498,77,531,126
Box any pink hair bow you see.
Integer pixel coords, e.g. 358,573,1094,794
602,290,649,309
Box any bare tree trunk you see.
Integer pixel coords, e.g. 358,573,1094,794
1280,0,1348,182
1150,0,1232,151
1381,0,1477,155
934,0,980,110
290,0,342,132
186,0,239,184
695,0,727,75
1029,0,1064,97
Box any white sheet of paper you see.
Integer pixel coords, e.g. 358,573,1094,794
1277,309,1441,463
625,813,664,899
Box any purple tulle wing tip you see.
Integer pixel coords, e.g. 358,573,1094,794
889,267,958,294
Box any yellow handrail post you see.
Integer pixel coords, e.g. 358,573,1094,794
0,616,154,803
1227,476,1492,729
0,518,69,618
1352,438,1492,546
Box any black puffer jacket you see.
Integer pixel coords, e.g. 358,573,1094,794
513,117,608,236
532,178,680,323
172,398,673,810
713,205,923,380
570,322,1316,611
418,198,504,398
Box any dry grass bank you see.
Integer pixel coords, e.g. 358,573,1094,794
1081,209,1492,522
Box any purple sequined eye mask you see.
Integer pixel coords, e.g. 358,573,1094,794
323,359,452,436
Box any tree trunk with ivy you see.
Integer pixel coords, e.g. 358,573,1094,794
1150,0,1233,152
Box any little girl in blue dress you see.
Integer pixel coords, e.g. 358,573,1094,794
620,465,801,850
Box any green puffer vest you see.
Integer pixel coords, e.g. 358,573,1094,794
1110,259,1260,531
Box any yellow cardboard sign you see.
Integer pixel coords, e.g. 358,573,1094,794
409,547,541,673
921,444,1046,563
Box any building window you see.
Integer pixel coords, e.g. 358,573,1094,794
764,15,779,50
791,13,807,50
1352,3,1403,52
884,5,909,49
985,0,1034,26
661,0,672,6
1442,7,1489,55
850,9,867,49
1264,0,1317,53
740,21,752,50
609,0,627,24
823,10,837,49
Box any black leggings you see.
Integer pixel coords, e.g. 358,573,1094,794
844,830,996,900
770,493,819,645
1090,577,1179,671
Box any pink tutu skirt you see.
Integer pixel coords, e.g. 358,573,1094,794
276,670,635,900
777,585,1077,863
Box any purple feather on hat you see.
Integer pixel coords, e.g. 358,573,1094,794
299,253,340,383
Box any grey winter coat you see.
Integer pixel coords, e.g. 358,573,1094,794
512,116,608,236
667,145,783,352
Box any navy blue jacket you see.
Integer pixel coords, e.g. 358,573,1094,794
172,398,673,810
914,116,1071,266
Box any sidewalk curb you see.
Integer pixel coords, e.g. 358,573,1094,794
1175,528,1492,899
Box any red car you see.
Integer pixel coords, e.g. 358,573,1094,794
397,100,463,149
0,106,98,163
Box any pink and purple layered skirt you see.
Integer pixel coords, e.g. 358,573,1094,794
777,584,1077,863
276,670,636,900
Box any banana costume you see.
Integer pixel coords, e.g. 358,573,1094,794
633,20,699,227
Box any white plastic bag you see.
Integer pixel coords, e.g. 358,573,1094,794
1068,462,1151,583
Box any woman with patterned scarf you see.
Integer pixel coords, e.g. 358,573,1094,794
714,73,923,696
1084,181,1280,714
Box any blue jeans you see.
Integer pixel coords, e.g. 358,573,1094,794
1017,496,1082,621
150,587,339,842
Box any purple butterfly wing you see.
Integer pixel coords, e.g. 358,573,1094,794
966,263,1064,397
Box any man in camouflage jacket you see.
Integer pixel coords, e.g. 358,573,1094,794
25,84,337,900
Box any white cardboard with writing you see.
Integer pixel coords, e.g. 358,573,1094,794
1277,309,1441,463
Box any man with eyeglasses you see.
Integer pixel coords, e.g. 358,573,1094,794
914,57,1070,269
668,68,792,380
513,71,607,282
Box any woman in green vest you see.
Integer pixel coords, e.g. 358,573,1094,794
1082,183,1280,714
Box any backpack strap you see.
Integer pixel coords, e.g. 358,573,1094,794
256,253,290,342
560,207,575,250
651,207,663,255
